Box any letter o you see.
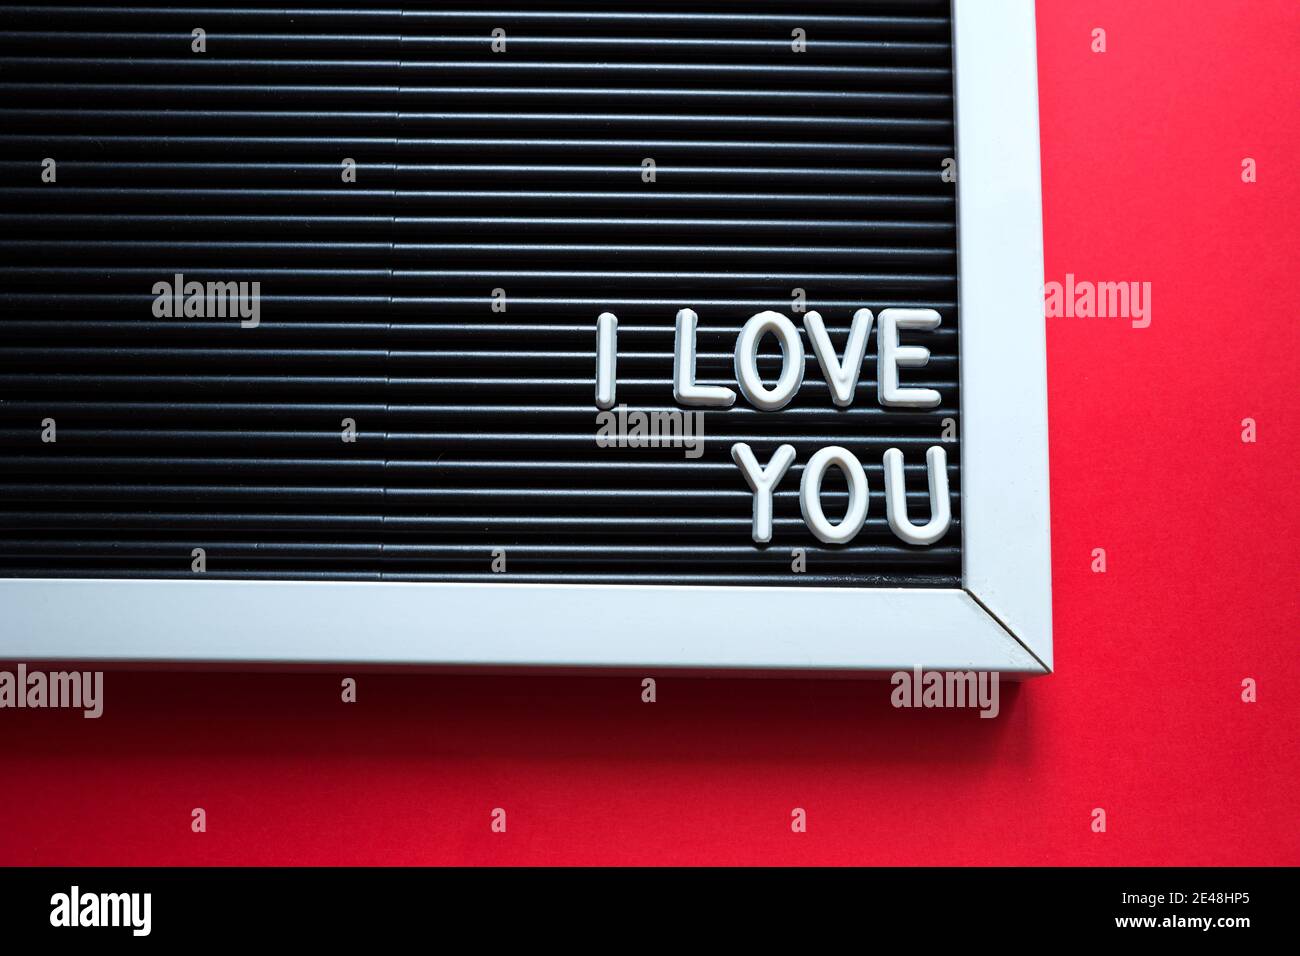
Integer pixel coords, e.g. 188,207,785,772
799,446,868,544
734,310,805,411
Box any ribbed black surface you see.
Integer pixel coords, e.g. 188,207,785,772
0,1,960,586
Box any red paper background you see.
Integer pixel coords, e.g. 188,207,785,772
2,0,1297,866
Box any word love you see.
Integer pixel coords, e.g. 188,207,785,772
595,307,944,412
594,307,951,547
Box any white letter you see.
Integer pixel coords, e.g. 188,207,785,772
50,893,70,927
799,446,868,545
674,308,735,407
133,894,152,937
878,308,941,407
882,446,951,545
731,443,795,544
734,310,804,411
595,312,617,409
804,308,873,407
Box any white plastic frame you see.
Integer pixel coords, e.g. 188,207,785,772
0,0,1051,674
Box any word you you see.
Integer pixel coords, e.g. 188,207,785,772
0,663,103,718
152,272,261,328
594,308,951,545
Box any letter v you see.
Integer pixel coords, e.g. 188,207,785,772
804,309,873,407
